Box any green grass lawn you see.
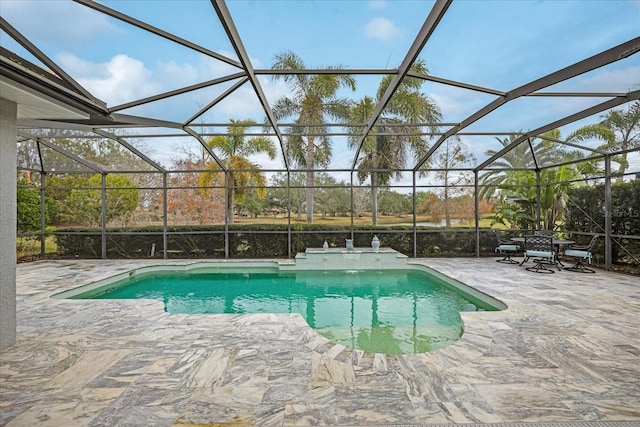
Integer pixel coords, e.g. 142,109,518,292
233,214,494,228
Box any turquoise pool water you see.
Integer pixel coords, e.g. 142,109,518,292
67,266,502,354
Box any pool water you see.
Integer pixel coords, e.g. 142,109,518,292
73,269,498,354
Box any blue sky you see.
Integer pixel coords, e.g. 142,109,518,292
1,0,639,178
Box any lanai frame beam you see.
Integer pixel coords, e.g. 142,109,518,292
73,0,241,69
351,0,453,170
211,0,289,170
414,37,640,171
476,90,640,171
0,17,101,104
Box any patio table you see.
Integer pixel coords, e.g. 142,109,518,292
510,237,575,245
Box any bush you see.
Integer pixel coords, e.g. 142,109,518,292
566,181,640,265
17,178,55,233
54,224,498,259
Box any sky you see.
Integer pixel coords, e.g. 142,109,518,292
1,0,639,182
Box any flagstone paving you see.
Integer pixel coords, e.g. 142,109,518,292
1,258,638,426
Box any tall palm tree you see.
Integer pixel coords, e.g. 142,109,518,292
480,129,610,230
348,59,441,225
599,100,640,182
562,124,615,180
271,51,356,223
480,124,615,196
479,134,547,201
199,119,276,224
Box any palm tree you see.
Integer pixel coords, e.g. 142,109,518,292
479,134,550,203
199,119,276,224
480,128,610,230
599,100,640,182
348,59,441,225
271,51,356,223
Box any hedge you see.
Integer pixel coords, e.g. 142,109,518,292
566,180,640,266
54,224,500,259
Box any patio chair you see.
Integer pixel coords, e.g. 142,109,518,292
563,235,598,273
519,234,560,273
493,230,519,264
534,230,557,237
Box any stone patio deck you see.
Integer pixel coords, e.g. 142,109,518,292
1,258,639,426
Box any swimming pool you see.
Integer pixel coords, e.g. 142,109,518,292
54,262,506,354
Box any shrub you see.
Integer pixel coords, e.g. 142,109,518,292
54,224,497,259
566,181,640,265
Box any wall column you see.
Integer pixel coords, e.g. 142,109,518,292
0,98,17,349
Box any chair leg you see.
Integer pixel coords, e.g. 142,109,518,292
497,252,519,264
525,260,555,274
564,260,596,273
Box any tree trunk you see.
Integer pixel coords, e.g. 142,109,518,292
371,180,378,226
226,171,234,224
305,171,314,223
616,152,627,183
305,137,315,223
444,174,451,227
371,146,378,226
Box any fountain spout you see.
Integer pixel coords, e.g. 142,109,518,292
345,239,354,251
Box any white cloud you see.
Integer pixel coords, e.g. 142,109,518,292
57,53,159,106
368,1,387,10
430,86,494,121
152,52,268,120
199,50,243,78
569,66,640,93
430,92,469,120
185,73,292,121
1,0,121,48
210,83,266,118
54,47,286,123
158,61,202,87
364,17,402,44
523,66,640,132
251,144,287,171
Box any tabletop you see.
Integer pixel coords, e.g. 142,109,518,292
511,237,575,245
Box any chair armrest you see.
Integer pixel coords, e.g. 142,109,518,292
568,244,589,250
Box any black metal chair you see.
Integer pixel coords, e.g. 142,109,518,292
563,235,598,273
534,230,557,237
520,234,560,273
492,230,519,264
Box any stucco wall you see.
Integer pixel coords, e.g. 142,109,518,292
0,98,17,348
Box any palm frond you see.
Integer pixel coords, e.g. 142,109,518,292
284,131,306,167
271,97,301,121
271,50,309,90
567,124,615,145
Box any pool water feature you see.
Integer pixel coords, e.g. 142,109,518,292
55,262,505,355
